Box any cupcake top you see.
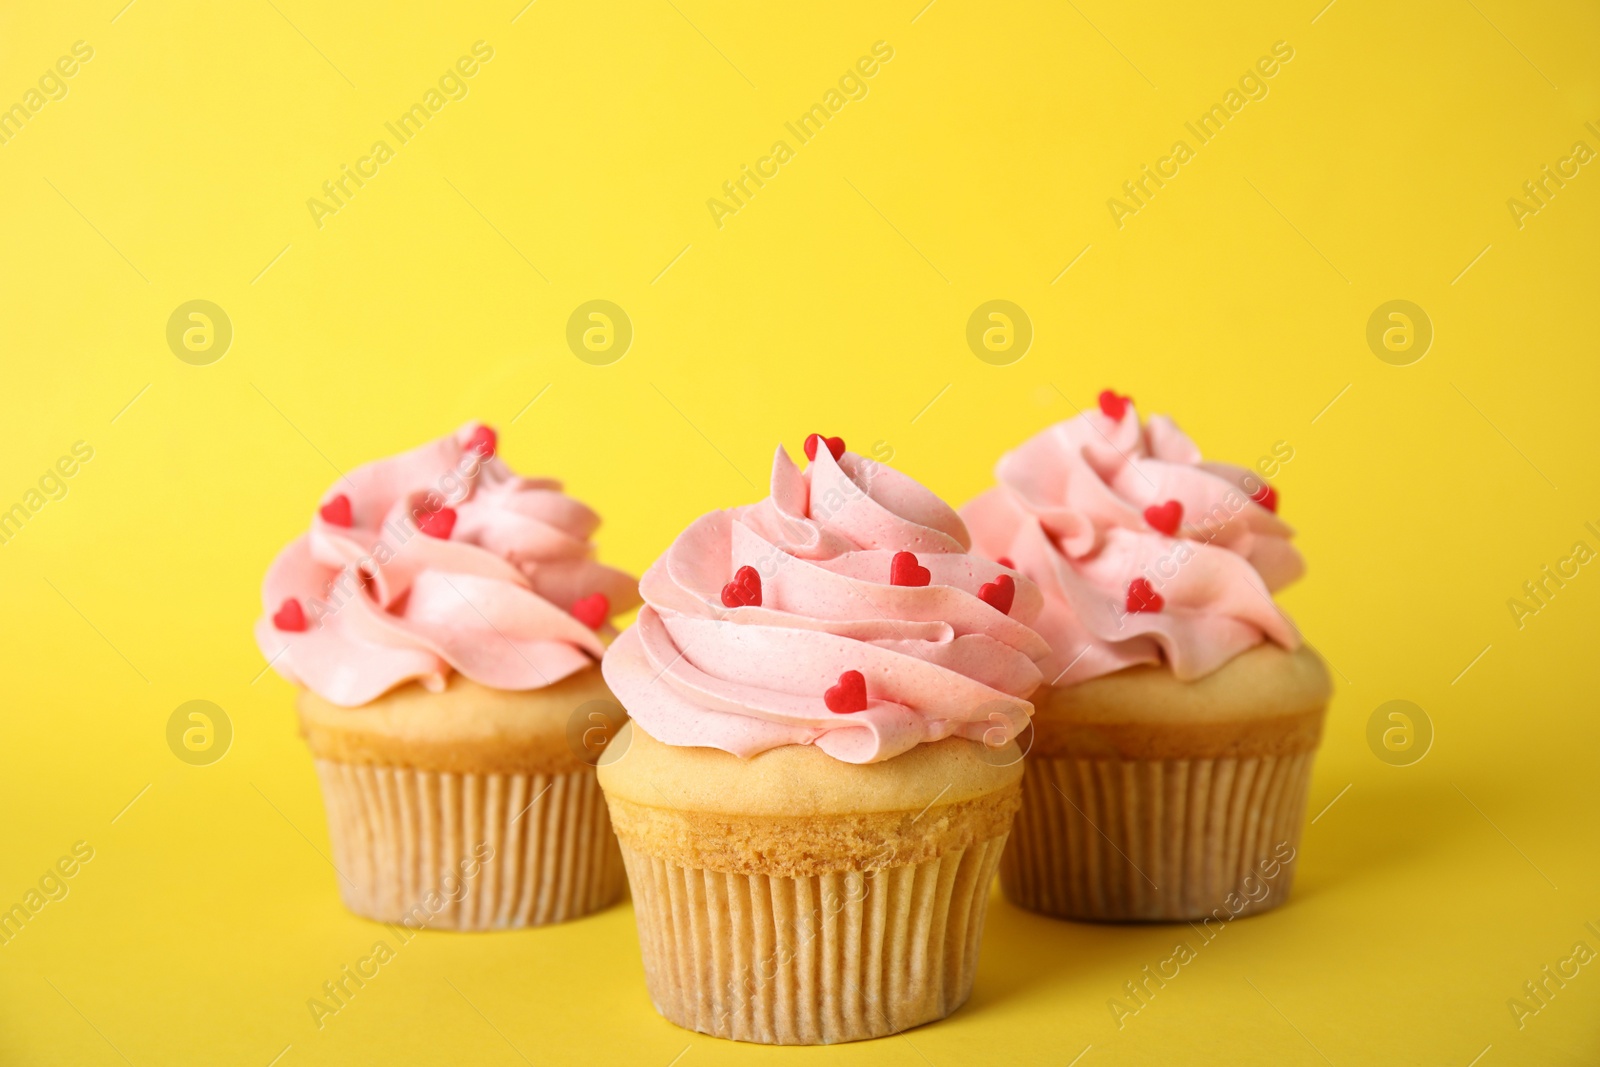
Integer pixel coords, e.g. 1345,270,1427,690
602,435,1049,765
960,391,1302,686
254,424,640,706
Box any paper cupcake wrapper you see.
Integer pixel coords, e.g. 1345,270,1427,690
617,835,1008,1045
1001,752,1316,921
314,760,624,929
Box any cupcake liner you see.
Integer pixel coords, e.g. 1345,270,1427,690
1001,752,1315,921
617,834,1009,1044
314,760,624,929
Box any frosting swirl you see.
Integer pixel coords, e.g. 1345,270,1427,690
961,401,1302,685
254,424,640,706
603,443,1048,765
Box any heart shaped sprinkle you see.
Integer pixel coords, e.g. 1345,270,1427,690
1098,390,1131,421
571,592,609,629
1143,500,1183,536
272,598,308,632
319,494,353,527
417,507,457,539
1126,578,1164,614
467,424,498,458
890,551,931,587
978,574,1015,615
996,557,1014,569
824,670,867,713
720,565,762,607
803,433,846,462
1251,483,1279,513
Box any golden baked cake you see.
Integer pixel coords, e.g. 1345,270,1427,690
254,424,639,928
598,434,1048,1043
963,392,1330,921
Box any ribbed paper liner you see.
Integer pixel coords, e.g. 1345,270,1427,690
313,760,623,928
617,835,1007,1045
1001,753,1315,921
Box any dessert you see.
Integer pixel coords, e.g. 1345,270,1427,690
254,424,639,928
961,393,1331,921
597,435,1048,1042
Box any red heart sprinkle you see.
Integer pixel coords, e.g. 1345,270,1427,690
996,557,1015,569
319,494,353,527
1143,500,1183,536
824,670,867,713
978,574,1015,615
417,507,457,539
1126,578,1164,614
467,424,497,458
720,565,762,607
272,598,308,632
803,433,846,462
1098,390,1131,420
1251,483,1279,513
890,551,931,587
571,592,609,629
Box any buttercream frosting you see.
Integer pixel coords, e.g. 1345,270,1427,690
255,424,639,706
961,401,1301,684
603,442,1048,764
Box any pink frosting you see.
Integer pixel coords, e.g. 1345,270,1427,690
961,403,1302,685
603,443,1049,765
255,424,640,706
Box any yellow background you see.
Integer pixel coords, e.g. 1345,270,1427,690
2,0,1597,1063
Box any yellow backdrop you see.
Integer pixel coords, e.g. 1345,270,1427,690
2,1,1597,1063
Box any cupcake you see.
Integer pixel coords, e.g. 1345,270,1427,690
961,392,1331,921
254,424,640,928
597,435,1049,1044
